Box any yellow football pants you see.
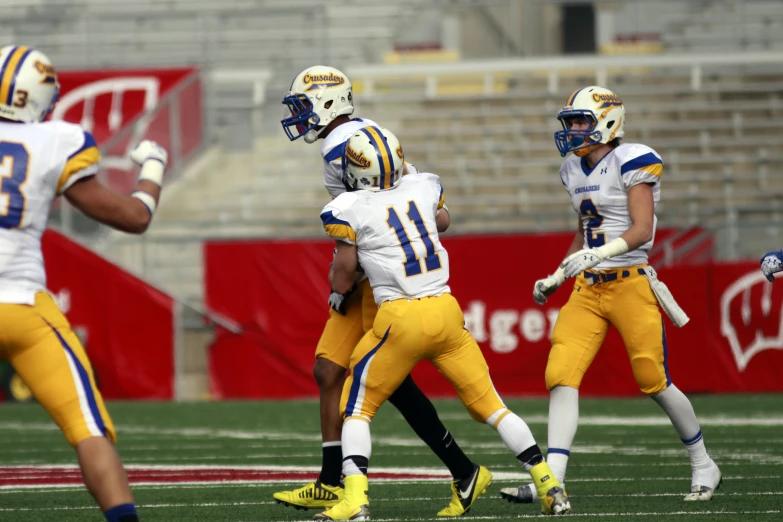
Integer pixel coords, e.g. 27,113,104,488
0,292,116,446
315,278,377,369
341,293,505,422
545,266,671,395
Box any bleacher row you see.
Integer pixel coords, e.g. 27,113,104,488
0,0,437,93
661,0,783,52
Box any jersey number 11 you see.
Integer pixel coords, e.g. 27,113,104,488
387,201,442,277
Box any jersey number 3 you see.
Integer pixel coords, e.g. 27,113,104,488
387,201,442,277
580,198,605,247
0,142,30,229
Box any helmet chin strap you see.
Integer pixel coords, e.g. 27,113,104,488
303,110,339,144
574,143,602,157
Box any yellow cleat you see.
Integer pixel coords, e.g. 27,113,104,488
529,462,571,516
437,465,492,517
314,474,370,521
273,479,344,510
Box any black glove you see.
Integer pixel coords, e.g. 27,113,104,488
328,284,358,315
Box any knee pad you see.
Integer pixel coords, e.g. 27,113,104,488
631,356,668,395
545,343,584,390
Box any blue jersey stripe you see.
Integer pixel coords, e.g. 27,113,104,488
323,141,347,164
68,131,98,159
6,48,32,105
620,152,662,175
320,210,350,227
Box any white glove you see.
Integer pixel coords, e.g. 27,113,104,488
561,238,630,279
328,284,358,315
533,267,567,305
561,249,602,279
130,140,168,166
130,140,168,186
761,250,783,282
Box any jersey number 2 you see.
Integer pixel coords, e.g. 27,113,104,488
580,198,605,248
387,201,442,277
0,142,30,229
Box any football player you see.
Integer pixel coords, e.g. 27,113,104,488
313,126,570,520
760,250,783,281
500,86,722,504
276,66,485,517
0,45,168,522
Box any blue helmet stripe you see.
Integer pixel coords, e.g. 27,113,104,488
6,48,32,105
359,126,393,189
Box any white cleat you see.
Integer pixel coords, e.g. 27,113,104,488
684,460,722,501
499,483,535,504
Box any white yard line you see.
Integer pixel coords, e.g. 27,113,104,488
0,502,780,520
435,414,783,426
3,415,783,442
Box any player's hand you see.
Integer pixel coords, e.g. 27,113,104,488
130,140,168,167
533,267,567,305
328,284,357,315
760,250,783,282
561,248,602,279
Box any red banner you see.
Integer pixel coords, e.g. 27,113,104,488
53,67,203,193
205,234,782,398
42,230,176,399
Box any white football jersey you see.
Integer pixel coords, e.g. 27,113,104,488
320,117,379,198
560,142,663,269
322,173,449,305
0,120,100,304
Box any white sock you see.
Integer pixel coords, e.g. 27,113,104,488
651,384,711,470
342,418,372,476
488,409,538,466
547,386,579,484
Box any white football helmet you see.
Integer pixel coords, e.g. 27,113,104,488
0,45,59,123
343,126,405,191
281,65,354,144
554,85,625,157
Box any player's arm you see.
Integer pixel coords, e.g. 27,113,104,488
65,178,159,234
619,183,654,250
433,176,449,232
64,141,167,234
436,206,450,232
329,240,359,294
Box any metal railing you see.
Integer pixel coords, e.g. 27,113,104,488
54,69,204,238
347,50,783,98
46,68,242,399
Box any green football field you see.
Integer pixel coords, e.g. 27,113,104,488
0,395,781,521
